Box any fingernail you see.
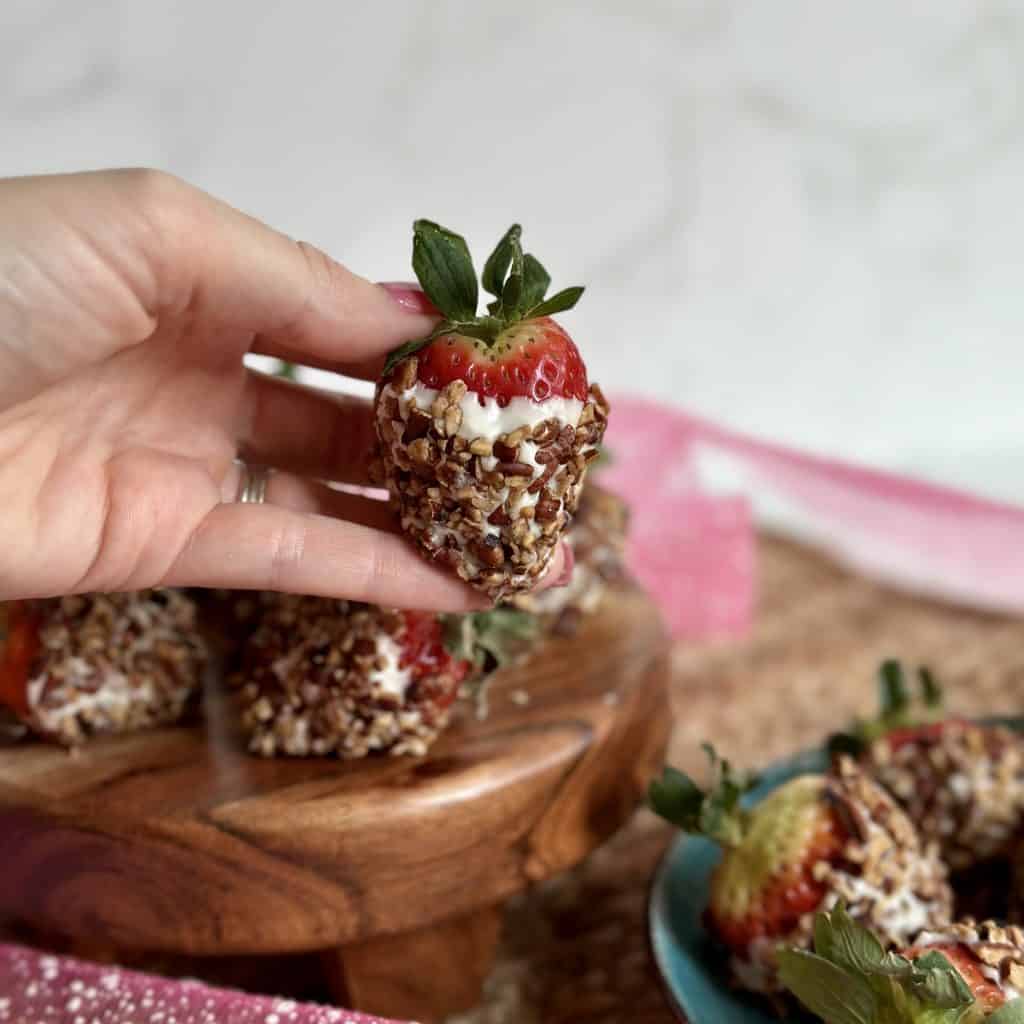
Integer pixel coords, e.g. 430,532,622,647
379,281,439,316
552,543,575,588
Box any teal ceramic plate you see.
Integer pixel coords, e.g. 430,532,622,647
648,747,826,1024
649,718,1024,1022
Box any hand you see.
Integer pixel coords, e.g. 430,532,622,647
0,170,566,607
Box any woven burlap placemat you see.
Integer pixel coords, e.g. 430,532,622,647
454,534,1024,1024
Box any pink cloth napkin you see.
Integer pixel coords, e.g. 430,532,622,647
600,396,1024,639
0,943,408,1024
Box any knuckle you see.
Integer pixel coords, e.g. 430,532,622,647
294,240,337,291
117,168,192,222
294,239,354,310
114,169,206,314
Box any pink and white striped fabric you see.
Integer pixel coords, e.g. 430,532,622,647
600,396,1024,638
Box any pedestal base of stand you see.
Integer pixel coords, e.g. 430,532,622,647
325,906,503,1022
0,583,670,1021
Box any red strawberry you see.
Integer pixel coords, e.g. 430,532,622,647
375,220,609,602
650,750,952,994
412,317,589,405
394,609,469,711
779,907,1024,1021
0,601,41,717
830,660,1024,872
233,597,536,758
0,593,205,746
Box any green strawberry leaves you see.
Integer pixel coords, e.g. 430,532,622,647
481,224,581,322
990,1001,1024,1023
500,241,525,314
648,744,757,848
776,950,877,1024
441,608,540,673
811,901,907,978
412,219,478,322
919,666,943,709
879,658,912,718
482,224,521,298
387,219,585,376
907,952,974,1010
778,904,977,1024
648,767,706,828
527,285,585,318
826,659,946,760
520,254,551,310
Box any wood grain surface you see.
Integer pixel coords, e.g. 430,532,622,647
325,904,504,1020
0,582,671,959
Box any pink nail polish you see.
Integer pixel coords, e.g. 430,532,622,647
379,282,439,316
553,544,575,588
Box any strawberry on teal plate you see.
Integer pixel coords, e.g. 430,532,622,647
649,722,1024,1023
648,748,826,1023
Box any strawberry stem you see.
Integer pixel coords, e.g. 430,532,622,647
648,744,757,849
827,659,946,758
778,904,975,1024
383,220,585,376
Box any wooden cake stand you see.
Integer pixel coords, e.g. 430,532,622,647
0,583,670,1022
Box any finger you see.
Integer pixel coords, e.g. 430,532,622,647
534,540,569,593
250,284,436,380
236,370,377,484
220,462,393,530
84,171,440,364
162,503,491,612
254,472,572,596
247,340,385,382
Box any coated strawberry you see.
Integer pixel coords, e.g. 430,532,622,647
830,660,1024,872
0,592,205,746
375,220,609,602
233,596,536,758
650,749,952,993
779,906,1024,1022
509,481,629,632
0,601,40,718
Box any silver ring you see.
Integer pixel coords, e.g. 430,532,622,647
235,462,271,504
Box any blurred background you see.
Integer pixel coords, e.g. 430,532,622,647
3,1,1022,502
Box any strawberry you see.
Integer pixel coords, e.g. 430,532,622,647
901,940,1007,1015
234,596,536,758
509,481,629,632
0,601,41,718
779,905,1024,1022
411,318,589,404
830,660,1024,872
650,749,952,993
375,220,609,602
0,592,205,746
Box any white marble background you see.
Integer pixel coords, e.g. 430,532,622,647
3,1,1023,502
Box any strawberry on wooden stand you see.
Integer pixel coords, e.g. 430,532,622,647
0,592,206,746
830,660,1024,873
374,221,609,602
232,596,537,758
779,904,1024,1022
0,601,41,722
649,748,953,994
